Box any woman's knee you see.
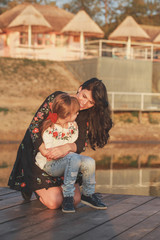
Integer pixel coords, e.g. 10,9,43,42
36,187,63,210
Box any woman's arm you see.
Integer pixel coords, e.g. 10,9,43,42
29,91,63,150
44,121,78,159
45,143,77,160
74,110,88,153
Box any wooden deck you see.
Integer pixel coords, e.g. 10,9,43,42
1,187,160,240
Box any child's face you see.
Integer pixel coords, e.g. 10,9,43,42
69,111,79,122
64,112,79,123
58,111,79,126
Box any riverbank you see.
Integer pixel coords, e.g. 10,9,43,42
1,57,160,149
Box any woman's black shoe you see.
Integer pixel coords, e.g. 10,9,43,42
34,191,40,200
21,189,32,201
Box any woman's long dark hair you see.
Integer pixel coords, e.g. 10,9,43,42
81,78,112,150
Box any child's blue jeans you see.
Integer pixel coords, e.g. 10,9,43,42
43,153,96,197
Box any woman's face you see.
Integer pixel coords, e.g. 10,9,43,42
76,87,95,110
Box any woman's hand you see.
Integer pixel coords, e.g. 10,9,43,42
39,143,50,157
46,143,77,160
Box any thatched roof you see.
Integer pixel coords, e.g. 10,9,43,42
153,33,160,43
62,10,104,37
8,5,51,32
109,16,150,40
0,3,74,32
140,24,160,42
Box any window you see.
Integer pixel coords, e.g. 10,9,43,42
19,32,28,45
45,34,51,45
55,34,61,47
37,33,43,45
19,32,51,46
62,35,69,46
73,35,80,42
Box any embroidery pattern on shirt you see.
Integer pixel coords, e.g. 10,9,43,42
46,122,78,141
29,94,55,143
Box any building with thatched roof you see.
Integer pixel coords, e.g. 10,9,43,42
140,25,160,43
0,3,104,60
62,10,104,59
109,16,160,44
109,16,150,41
107,16,160,60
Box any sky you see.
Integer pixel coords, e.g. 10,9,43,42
55,0,71,8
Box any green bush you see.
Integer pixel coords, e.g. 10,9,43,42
0,161,8,168
0,107,9,115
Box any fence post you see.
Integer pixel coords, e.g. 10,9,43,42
139,93,144,123
151,44,153,61
99,40,102,57
111,92,114,121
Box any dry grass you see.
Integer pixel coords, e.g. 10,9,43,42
0,57,80,140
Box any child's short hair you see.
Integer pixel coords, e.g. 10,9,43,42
41,93,80,135
51,93,79,118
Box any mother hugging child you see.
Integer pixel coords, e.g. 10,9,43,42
8,78,112,213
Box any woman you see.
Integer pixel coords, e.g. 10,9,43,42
8,78,112,210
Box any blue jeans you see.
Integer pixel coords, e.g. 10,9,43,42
43,153,96,197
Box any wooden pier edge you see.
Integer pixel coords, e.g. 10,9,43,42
1,187,160,240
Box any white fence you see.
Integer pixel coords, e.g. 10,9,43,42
108,92,160,111
85,40,160,61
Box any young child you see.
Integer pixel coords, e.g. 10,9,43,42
36,93,107,213
35,93,79,171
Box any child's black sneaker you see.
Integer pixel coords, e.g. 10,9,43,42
62,196,75,213
81,193,107,209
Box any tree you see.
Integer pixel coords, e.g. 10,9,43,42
115,0,160,25
63,0,103,25
102,0,160,38
0,0,56,13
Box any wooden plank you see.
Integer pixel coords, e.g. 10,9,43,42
0,199,46,224
140,225,160,240
0,188,37,211
0,193,36,210
1,187,159,240
0,191,22,201
0,187,16,196
0,193,129,224
112,211,160,240
69,197,160,240
0,195,154,240
0,194,132,240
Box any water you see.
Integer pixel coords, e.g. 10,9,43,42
1,143,160,197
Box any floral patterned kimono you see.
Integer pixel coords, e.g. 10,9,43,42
8,91,88,192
